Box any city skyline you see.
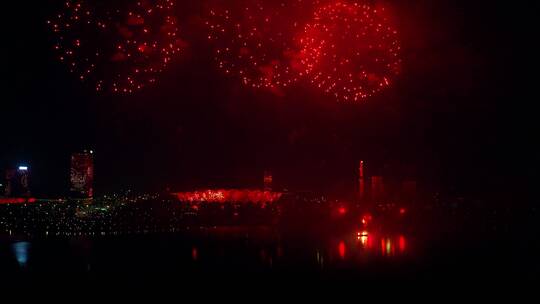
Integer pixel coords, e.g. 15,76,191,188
2,0,535,196
0,0,537,290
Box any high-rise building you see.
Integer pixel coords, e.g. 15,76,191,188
358,160,366,200
70,150,94,198
4,166,31,197
263,170,273,191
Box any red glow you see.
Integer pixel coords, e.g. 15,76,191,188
205,0,320,91
338,207,347,215
298,1,401,102
356,231,369,247
361,213,373,226
399,207,406,215
137,44,148,53
338,241,346,259
399,235,406,253
173,189,282,204
49,0,184,94
191,247,198,261
0,198,37,205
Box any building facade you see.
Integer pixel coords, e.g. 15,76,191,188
70,151,94,198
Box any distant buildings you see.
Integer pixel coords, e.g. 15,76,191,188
3,166,31,197
70,150,94,198
357,160,417,203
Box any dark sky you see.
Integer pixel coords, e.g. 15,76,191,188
1,0,537,196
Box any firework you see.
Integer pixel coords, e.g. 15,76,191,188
48,0,184,94
205,0,320,91
299,1,401,101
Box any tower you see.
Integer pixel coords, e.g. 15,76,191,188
358,160,365,200
4,166,30,197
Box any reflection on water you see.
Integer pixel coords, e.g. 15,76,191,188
338,231,409,260
338,241,346,260
3,229,410,274
191,246,198,261
12,241,30,267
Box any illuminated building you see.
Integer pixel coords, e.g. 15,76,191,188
264,170,273,191
18,166,30,197
70,150,94,198
358,160,365,200
371,176,384,202
172,189,282,204
4,166,31,197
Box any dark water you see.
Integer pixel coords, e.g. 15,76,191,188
1,218,538,289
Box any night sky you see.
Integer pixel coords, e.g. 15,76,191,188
2,0,537,197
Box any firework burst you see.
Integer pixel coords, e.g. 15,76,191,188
298,1,401,101
48,0,185,94
205,0,321,92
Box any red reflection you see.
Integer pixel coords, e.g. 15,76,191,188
357,231,369,247
361,213,373,226
338,241,346,259
399,235,406,253
191,247,198,261
277,246,283,258
367,234,374,249
379,238,396,256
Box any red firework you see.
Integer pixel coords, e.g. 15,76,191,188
48,0,185,94
299,1,401,101
205,0,321,91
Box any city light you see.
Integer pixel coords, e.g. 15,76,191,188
338,241,346,259
173,189,282,204
18,166,28,171
357,231,369,237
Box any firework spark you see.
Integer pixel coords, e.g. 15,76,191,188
298,1,401,101
205,0,321,92
49,0,185,94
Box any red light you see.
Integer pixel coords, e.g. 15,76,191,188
399,208,406,215
137,44,147,53
398,235,406,253
361,213,372,226
191,247,198,261
338,241,346,259
338,207,347,215
173,189,282,204
0,198,37,205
